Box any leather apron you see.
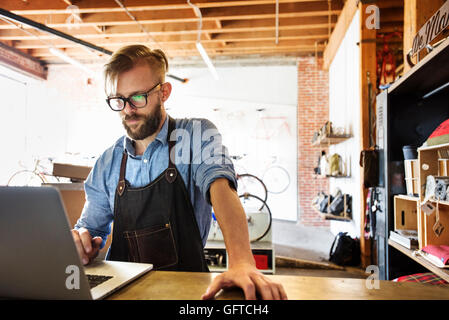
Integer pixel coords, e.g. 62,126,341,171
107,117,209,272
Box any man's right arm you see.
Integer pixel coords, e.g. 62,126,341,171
72,159,114,264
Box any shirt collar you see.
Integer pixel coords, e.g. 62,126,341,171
123,114,169,156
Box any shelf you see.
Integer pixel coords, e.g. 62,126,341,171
311,134,352,146
312,206,352,222
327,175,351,179
418,142,449,152
395,194,420,202
429,199,449,206
318,212,352,222
388,37,449,99
315,174,351,179
388,239,449,283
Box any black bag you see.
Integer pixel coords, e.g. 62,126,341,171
319,194,333,213
329,194,352,217
360,149,379,188
328,232,361,266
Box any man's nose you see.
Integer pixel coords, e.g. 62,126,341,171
122,100,135,114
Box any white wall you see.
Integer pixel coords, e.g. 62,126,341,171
328,10,362,237
0,62,298,221
168,65,298,221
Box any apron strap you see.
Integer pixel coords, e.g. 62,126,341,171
117,116,178,196
166,116,178,183
117,151,128,196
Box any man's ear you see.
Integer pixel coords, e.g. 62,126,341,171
160,82,172,102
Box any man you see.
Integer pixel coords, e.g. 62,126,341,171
72,45,287,300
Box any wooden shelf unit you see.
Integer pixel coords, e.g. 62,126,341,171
388,133,449,277
312,194,352,222
376,37,449,280
312,134,352,147
312,125,352,222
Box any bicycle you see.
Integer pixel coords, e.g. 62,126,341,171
231,154,268,207
261,156,291,195
7,157,60,186
209,193,272,243
253,114,292,141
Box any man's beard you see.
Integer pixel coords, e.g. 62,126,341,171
122,103,163,140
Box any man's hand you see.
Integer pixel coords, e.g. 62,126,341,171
71,227,103,265
201,262,288,300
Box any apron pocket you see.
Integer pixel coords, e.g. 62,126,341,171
123,223,178,269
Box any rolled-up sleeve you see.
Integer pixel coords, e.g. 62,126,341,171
191,119,238,205
74,157,114,249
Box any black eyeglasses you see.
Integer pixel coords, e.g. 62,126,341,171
106,83,162,111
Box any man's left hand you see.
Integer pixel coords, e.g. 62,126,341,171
201,262,288,300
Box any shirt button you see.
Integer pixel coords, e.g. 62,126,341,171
143,159,148,163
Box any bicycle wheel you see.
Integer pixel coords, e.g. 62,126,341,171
236,173,268,209
7,170,45,186
262,165,290,194
239,193,272,242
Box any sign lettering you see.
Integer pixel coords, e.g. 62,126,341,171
411,0,449,57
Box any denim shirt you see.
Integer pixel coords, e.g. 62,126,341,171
74,115,237,249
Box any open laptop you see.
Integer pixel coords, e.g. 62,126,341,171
0,186,153,300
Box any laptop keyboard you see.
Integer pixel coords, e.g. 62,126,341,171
86,274,113,289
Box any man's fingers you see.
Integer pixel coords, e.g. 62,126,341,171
277,282,288,300
201,276,224,300
240,280,257,300
250,274,274,300
92,236,103,249
79,228,93,254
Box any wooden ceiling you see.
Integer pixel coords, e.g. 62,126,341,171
0,0,404,66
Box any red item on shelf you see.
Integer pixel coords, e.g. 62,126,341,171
394,272,448,285
422,245,449,265
253,254,268,270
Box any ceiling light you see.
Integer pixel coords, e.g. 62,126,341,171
187,0,219,80
195,42,218,80
49,47,96,77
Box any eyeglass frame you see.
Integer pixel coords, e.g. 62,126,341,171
106,82,162,111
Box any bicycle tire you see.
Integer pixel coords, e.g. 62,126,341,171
7,170,45,186
236,173,268,210
262,165,290,194
239,193,272,242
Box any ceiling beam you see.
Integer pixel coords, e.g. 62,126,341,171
0,8,112,55
0,6,342,30
0,41,47,79
2,0,331,15
0,19,338,40
322,0,358,70
13,28,333,49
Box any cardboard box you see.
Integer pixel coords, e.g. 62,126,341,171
45,183,112,259
53,163,92,181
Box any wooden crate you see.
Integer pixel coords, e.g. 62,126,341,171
418,144,445,202
423,201,449,247
394,195,418,231
418,143,449,248
404,160,419,196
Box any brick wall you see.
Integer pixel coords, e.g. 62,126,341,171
297,56,330,227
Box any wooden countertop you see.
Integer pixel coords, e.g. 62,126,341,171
108,271,449,300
